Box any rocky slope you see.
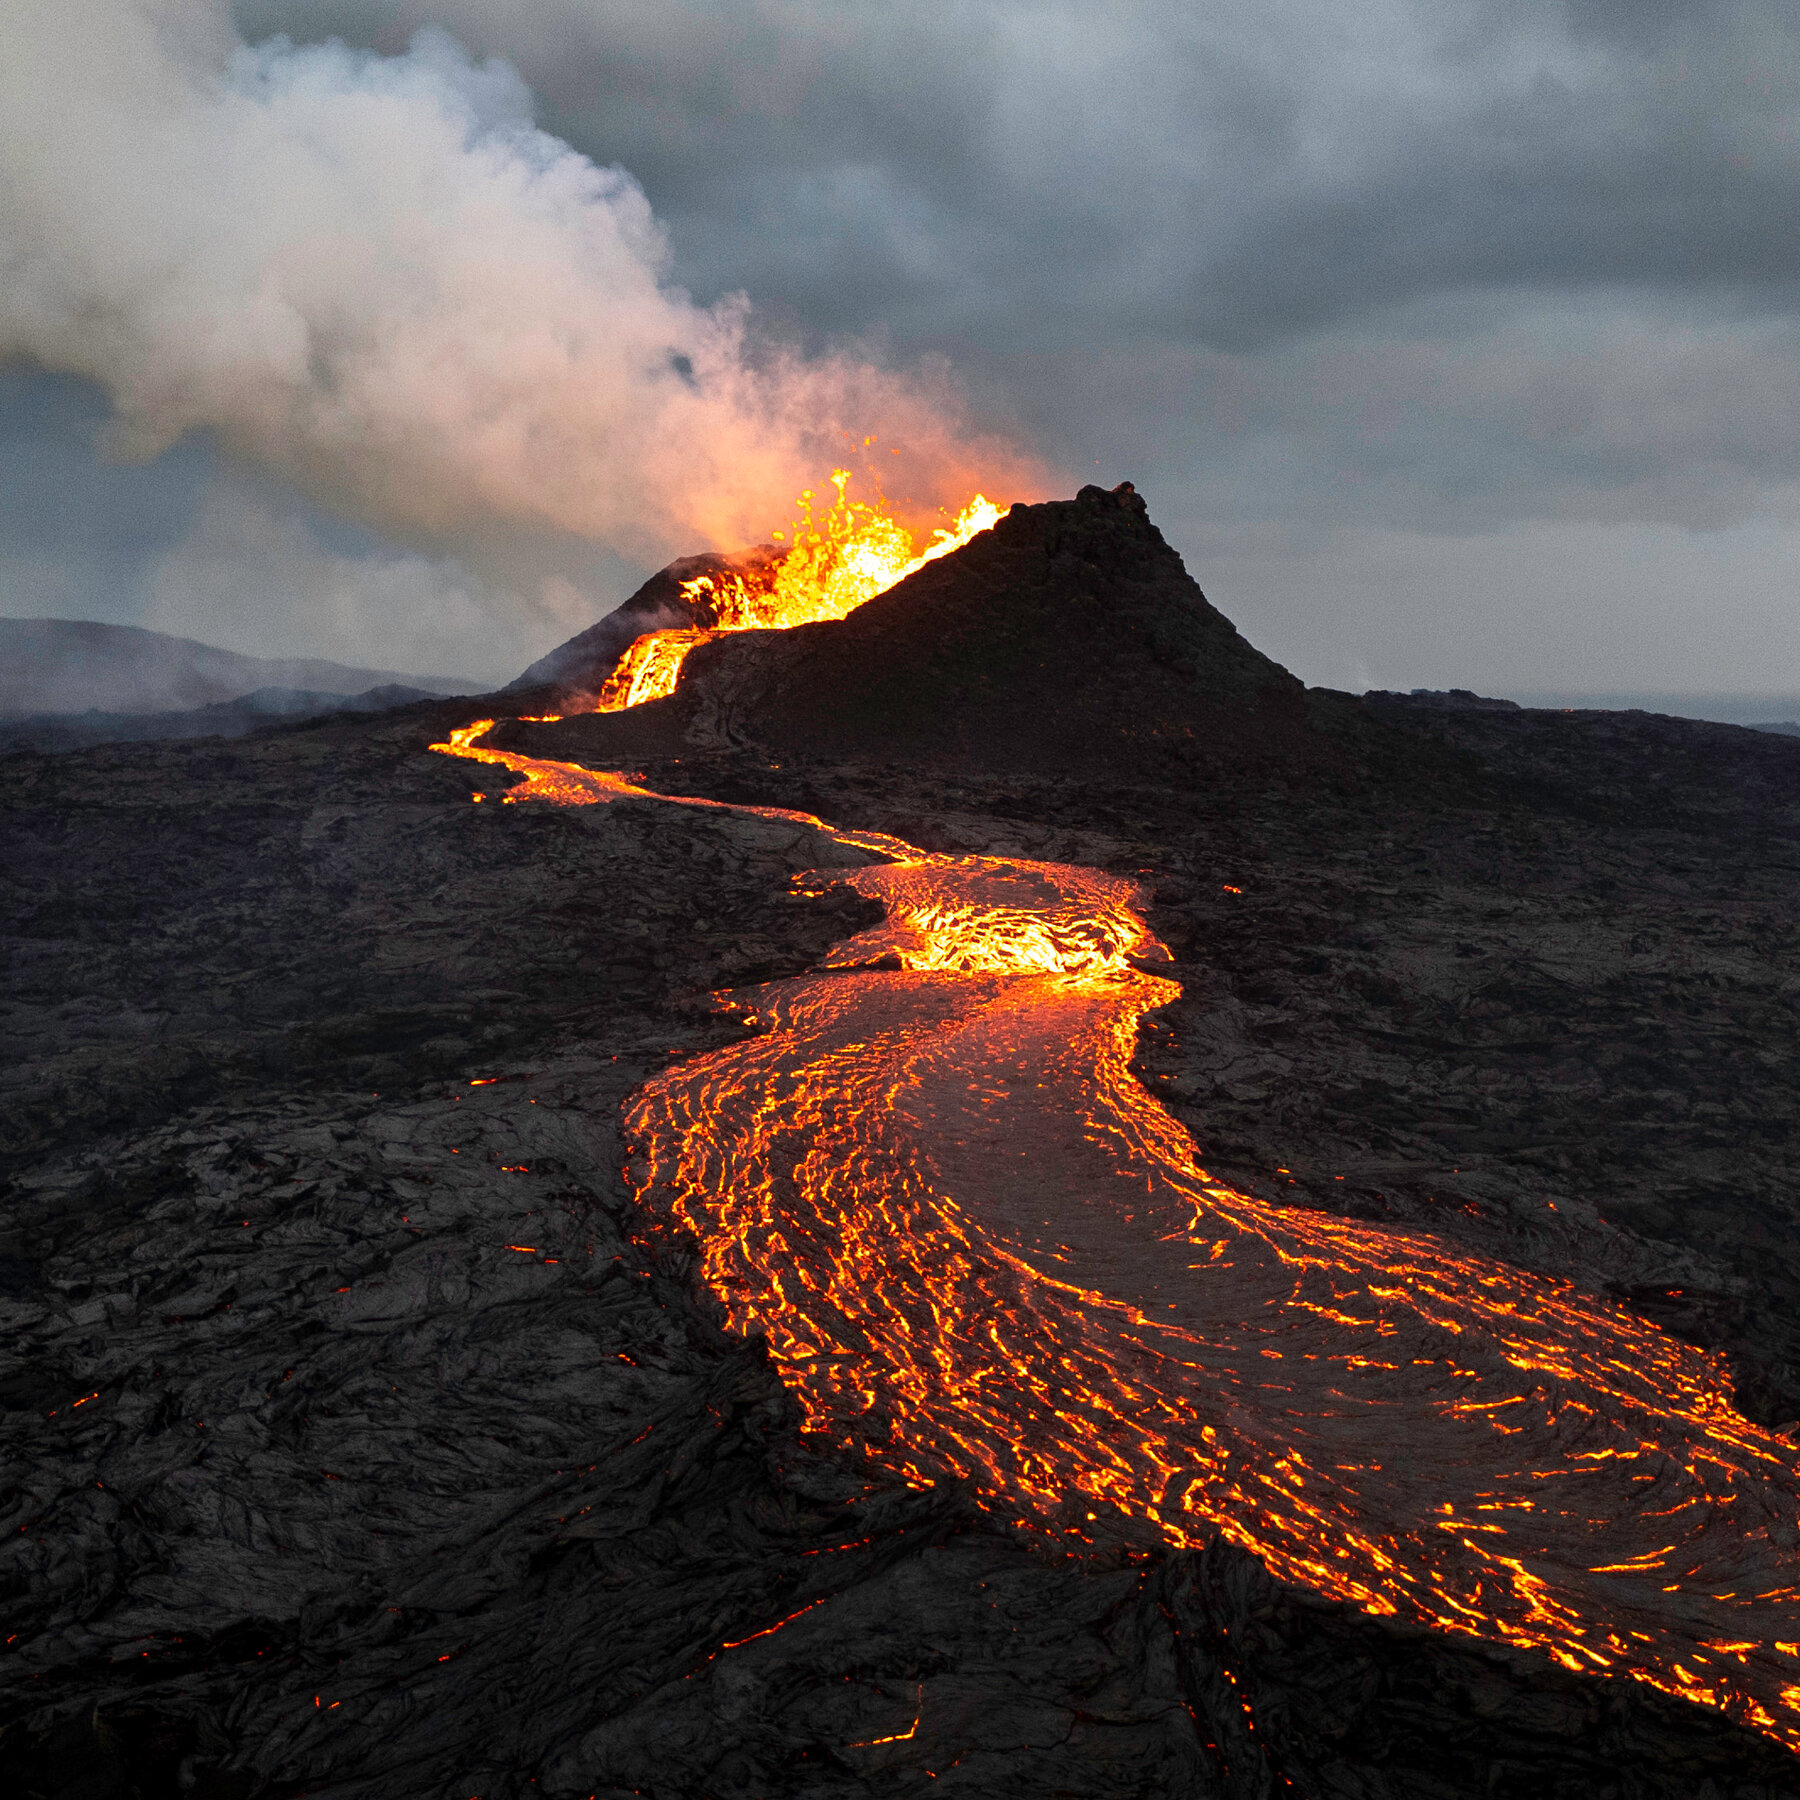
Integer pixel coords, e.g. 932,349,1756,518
5,509,1800,1796
512,484,1396,785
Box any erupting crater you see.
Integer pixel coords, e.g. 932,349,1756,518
432,486,1800,1755
588,471,1002,714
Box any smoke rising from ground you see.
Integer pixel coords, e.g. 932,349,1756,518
0,0,1032,609
139,469,508,680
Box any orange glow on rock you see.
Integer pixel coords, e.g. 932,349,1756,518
593,627,718,712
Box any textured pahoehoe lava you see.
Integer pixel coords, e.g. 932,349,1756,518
434,719,1800,1751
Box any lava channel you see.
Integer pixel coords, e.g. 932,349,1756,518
434,720,1800,1750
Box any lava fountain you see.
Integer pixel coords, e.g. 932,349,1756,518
589,471,1002,712
431,492,1800,1753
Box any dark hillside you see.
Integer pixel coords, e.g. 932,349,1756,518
519,483,1416,786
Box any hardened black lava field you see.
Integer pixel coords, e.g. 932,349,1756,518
7,487,1800,1798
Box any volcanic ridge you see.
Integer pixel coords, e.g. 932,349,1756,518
504,482,1380,783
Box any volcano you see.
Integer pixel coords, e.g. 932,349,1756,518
508,483,1388,784
6,484,1800,1800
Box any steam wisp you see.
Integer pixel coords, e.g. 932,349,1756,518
0,1,1031,594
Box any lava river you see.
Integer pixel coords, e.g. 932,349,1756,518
436,719,1800,1749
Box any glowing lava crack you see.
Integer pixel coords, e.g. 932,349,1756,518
435,719,1800,1752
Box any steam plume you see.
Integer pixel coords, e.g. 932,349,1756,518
0,0,1032,580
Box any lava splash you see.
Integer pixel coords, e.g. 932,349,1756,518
590,472,1003,713
432,719,1800,1752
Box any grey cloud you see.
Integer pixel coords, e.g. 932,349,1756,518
1257,304,1800,528
5,0,1796,692
3,2,1029,609
224,0,1800,537
0,370,206,563
986,295,1800,539
252,2,1800,345
141,467,521,680
1172,510,1800,699
0,370,211,625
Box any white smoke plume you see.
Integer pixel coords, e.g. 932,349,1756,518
0,0,1034,589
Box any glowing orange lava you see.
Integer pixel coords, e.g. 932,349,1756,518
589,472,1003,712
432,719,1800,1754
593,629,716,713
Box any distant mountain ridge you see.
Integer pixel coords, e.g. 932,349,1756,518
0,618,477,718
1,683,444,754
1373,686,1800,739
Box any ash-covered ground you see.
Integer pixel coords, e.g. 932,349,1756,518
7,687,1800,1799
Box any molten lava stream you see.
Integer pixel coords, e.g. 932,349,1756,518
593,629,717,712
580,474,1008,715
433,720,1800,1751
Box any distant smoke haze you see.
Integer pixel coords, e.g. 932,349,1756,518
0,0,1041,666
0,614,474,717
139,469,515,682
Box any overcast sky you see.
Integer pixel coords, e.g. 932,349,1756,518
3,0,1798,694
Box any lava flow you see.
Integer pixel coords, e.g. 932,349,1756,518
591,471,1002,712
433,704,1800,1753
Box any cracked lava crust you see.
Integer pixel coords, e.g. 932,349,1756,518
436,717,1800,1753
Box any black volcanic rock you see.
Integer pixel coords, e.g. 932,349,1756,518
519,483,1397,782
1367,686,1523,712
7,704,1800,1796
506,540,783,698
9,514,1800,1795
